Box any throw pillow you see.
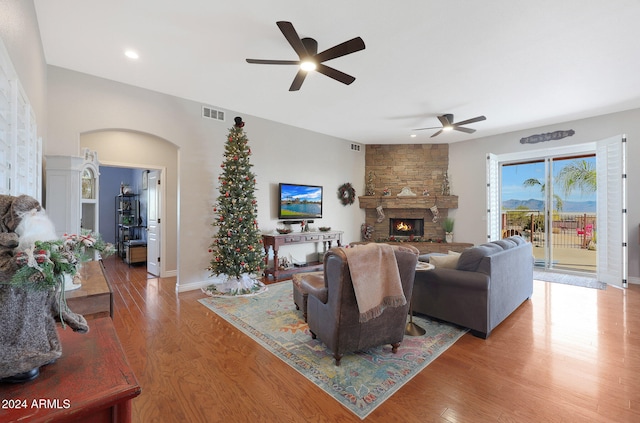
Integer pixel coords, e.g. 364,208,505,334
508,235,526,245
429,253,460,269
456,243,502,272
418,252,446,263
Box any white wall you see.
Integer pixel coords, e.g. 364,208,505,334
449,108,640,283
46,66,365,291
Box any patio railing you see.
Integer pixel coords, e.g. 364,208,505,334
502,211,596,250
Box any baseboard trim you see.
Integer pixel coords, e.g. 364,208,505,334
176,279,211,293
162,269,177,278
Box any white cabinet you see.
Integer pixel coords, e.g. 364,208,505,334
45,149,100,237
45,155,82,237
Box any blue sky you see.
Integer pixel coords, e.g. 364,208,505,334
501,157,596,202
281,184,322,202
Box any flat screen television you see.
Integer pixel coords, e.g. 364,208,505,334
278,183,323,220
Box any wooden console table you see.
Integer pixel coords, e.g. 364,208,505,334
0,317,141,423
66,260,113,320
263,231,343,280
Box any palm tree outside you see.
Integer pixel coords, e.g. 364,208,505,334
522,177,564,211
555,159,596,197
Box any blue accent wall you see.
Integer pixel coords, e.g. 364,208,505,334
99,166,146,244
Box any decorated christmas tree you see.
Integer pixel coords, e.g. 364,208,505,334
205,117,266,296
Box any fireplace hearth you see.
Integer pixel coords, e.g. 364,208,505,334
389,218,424,237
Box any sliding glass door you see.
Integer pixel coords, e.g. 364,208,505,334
500,156,596,273
487,136,626,287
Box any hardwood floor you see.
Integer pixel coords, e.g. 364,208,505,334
101,256,640,422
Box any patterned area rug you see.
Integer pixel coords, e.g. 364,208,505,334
534,270,606,290
198,281,467,419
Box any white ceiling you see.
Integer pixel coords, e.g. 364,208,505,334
33,0,640,144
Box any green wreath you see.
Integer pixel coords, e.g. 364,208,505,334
337,182,356,206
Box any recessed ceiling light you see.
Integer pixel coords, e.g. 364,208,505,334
124,50,139,60
410,134,417,138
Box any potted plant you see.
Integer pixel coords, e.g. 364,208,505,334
442,217,454,243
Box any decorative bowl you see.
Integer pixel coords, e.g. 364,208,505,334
276,228,292,234
318,227,331,232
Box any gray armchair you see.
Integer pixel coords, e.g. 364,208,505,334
301,244,418,365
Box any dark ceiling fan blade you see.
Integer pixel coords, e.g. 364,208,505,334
289,69,307,91
430,129,444,138
316,64,356,85
437,115,452,127
314,37,366,63
453,126,476,134
276,21,309,59
246,59,300,65
452,115,486,126
413,126,442,131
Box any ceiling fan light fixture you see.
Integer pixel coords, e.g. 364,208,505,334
246,21,365,90
442,126,453,132
300,60,316,71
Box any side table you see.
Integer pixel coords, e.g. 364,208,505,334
65,260,113,319
406,262,434,336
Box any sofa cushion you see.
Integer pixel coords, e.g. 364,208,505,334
429,253,460,269
492,239,517,250
456,243,503,272
508,235,526,245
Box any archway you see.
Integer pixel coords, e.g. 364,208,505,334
80,130,179,278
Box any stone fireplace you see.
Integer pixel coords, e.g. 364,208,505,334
359,143,457,243
389,218,424,237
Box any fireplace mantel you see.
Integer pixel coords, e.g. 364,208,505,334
358,195,458,210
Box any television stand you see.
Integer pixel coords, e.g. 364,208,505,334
262,231,343,280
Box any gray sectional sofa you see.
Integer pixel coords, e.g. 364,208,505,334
412,236,533,338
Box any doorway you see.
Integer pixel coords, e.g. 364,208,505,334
98,165,161,276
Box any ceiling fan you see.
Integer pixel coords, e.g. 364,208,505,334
414,114,487,138
246,21,365,91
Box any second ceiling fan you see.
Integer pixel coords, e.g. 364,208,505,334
246,21,365,91
414,114,487,138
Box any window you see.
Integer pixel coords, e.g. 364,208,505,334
0,39,41,199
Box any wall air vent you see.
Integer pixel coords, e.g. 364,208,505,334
350,143,363,152
202,106,225,121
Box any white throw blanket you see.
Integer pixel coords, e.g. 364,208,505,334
342,244,406,322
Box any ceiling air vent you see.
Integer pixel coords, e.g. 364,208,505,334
202,106,225,121
350,143,362,152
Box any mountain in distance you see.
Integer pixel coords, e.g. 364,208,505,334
502,199,596,213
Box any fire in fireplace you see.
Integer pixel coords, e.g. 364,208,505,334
389,218,424,237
